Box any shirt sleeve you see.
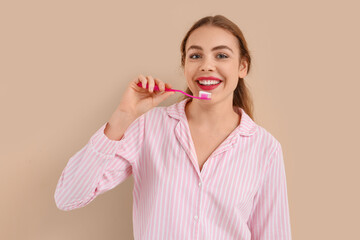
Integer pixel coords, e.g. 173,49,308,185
248,143,292,239
54,114,145,211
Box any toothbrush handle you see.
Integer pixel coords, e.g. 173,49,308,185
136,82,205,100
137,82,173,92
167,88,205,100
170,89,197,98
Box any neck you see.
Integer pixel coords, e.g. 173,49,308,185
185,97,240,132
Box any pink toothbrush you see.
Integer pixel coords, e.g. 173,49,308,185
137,82,211,100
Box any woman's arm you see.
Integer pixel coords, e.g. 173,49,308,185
54,115,144,211
54,75,173,211
248,143,292,239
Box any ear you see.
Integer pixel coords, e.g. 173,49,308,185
238,58,248,78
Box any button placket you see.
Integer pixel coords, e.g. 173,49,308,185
195,180,203,225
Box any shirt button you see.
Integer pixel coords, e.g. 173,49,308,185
198,182,202,187
194,215,198,220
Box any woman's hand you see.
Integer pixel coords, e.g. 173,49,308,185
115,74,175,118
104,74,175,140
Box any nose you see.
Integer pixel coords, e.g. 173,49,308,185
200,57,215,72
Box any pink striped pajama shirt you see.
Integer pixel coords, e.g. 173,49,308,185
55,98,292,239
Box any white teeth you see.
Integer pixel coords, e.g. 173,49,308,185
198,80,221,85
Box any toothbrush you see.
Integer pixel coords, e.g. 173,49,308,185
137,82,211,100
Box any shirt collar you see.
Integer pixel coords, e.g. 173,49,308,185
166,98,258,137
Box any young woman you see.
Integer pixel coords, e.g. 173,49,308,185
55,15,292,239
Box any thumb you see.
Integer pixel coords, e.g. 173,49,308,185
154,91,175,105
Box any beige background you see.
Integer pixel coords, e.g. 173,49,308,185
1,0,359,239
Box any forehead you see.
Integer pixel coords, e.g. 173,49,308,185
186,25,239,51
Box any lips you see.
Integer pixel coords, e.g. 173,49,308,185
195,76,222,91
196,76,222,81
196,81,221,90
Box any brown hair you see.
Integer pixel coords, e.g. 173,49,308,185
180,15,255,120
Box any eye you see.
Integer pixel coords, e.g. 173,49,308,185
189,54,201,59
188,53,228,59
217,53,228,59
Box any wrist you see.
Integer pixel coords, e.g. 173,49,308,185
109,110,137,126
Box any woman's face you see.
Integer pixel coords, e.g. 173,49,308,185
184,25,248,104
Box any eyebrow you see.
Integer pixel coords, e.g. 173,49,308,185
186,45,234,53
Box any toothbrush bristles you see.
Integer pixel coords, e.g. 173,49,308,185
199,91,211,100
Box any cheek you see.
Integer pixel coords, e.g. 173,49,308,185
184,65,197,78
184,62,196,70
227,63,241,79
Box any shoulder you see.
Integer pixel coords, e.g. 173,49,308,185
144,105,168,117
256,125,281,147
140,101,182,125
238,109,282,159
143,99,188,122
253,124,282,160
143,104,172,119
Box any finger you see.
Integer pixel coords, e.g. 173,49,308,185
154,78,165,92
164,82,173,89
133,75,141,84
147,75,155,93
139,74,147,89
155,91,175,104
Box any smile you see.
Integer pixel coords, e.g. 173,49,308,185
196,80,221,90
198,80,221,85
